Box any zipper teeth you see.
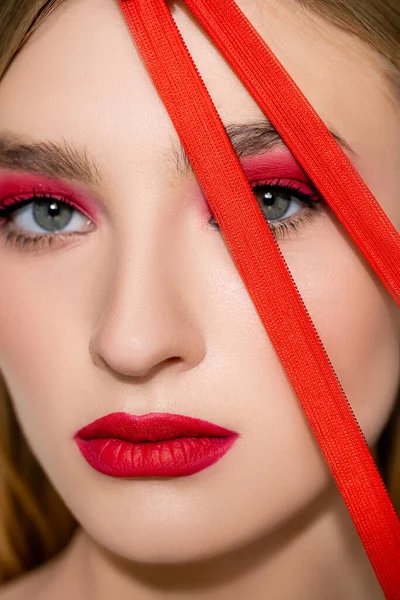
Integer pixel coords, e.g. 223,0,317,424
120,0,400,593
170,0,384,473
276,244,368,440
167,11,213,109
222,0,375,443
177,0,400,554
184,0,400,305
228,0,397,508
173,6,400,589
184,0,394,491
175,0,369,452
125,0,397,514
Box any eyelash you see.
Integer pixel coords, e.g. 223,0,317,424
0,188,90,252
208,178,324,240
0,178,324,252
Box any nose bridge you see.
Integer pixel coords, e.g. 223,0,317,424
90,179,206,380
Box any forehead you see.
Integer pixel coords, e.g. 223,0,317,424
0,0,396,175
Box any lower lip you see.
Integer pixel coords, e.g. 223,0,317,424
75,436,237,477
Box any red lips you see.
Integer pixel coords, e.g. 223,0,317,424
74,412,238,477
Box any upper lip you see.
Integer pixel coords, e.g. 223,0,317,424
75,412,237,443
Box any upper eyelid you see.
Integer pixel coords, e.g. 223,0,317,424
0,171,107,223
0,192,90,219
248,177,319,193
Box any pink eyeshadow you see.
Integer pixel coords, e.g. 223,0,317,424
240,148,312,183
196,147,316,219
0,170,103,221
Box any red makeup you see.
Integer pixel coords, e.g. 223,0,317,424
197,147,318,220
240,148,312,184
75,412,238,477
0,170,102,221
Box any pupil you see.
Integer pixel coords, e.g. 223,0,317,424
263,191,274,206
254,186,291,222
48,202,61,216
33,199,74,232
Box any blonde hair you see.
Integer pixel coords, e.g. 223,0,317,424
0,0,399,585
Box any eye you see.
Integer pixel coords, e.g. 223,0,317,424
208,178,323,240
253,184,304,221
10,197,91,234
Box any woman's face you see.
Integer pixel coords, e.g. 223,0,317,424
0,0,398,563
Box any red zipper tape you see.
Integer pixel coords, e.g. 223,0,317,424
182,0,400,309
118,1,400,597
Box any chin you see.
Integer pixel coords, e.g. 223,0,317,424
70,474,333,567
79,506,252,564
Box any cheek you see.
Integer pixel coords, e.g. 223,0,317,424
0,251,95,446
284,217,400,445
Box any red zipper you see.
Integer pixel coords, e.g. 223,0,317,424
118,1,400,597
182,0,400,308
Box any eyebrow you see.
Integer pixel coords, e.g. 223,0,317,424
0,121,350,185
0,134,102,186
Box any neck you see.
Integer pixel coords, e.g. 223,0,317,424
48,487,384,600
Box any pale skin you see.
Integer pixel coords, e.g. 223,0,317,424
0,0,399,598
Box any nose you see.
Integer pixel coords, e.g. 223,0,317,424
89,218,207,381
